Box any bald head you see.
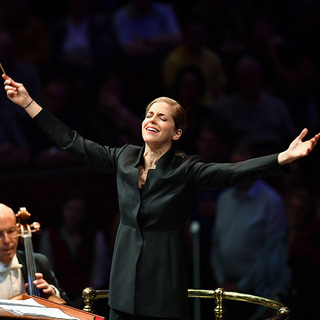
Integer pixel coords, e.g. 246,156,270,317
0,203,15,217
0,203,18,265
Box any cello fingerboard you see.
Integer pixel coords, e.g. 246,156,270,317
23,232,40,296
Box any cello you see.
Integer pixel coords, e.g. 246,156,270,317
16,207,41,297
12,207,66,304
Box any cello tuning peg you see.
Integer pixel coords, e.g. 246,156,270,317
31,222,41,232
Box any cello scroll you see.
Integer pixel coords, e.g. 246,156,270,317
16,207,41,238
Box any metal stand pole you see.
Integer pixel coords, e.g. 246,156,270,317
190,221,201,320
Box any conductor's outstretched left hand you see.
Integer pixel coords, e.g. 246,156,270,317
278,128,320,165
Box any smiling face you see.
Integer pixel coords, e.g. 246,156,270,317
142,100,183,150
0,204,18,265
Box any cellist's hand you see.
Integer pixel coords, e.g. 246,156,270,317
25,273,56,297
278,128,320,164
2,74,32,108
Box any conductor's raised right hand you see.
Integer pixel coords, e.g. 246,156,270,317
2,74,42,118
2,74,31,108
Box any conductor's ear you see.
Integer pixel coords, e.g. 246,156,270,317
173,129,182,141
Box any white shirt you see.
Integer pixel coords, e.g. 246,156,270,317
0,254,26,299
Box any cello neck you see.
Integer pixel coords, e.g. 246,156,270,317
22,231,40,297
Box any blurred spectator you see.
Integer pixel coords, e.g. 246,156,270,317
113,0,182,100
195,120,231,164
214,55,297,156
30,74,85,166
0,0,50,67
162,10,226,107
217,11,298,96
204,2,248,88
49,0,118,70
246,17,298,96
281,1,320,66
184,117,231,318
170,66,216,154
188,121,232,308
190,121,232,249
285,188,320,320
113,0,181,58
37,190,111,309
284,56,320,137
174,1,235,53
84,73,143,147
111,63,154,115
0,29,41,169
278,161,304,197
210,146,291,320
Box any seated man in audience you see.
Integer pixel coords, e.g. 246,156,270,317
0,203,69,303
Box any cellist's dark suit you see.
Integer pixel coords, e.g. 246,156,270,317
32,109,288,318
16,250,70,303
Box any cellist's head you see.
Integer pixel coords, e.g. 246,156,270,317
0,203,18,265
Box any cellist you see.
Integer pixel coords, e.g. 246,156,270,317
0,203,69,302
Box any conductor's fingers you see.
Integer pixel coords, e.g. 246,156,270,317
5,85,18,98
311,133,320,146
4,77,23,88
298,128,308,141
4,83,17,93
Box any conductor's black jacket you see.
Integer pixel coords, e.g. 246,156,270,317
33,109,287,317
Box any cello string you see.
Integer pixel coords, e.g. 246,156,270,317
23,232,40,296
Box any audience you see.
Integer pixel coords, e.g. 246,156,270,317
0,29,41,169
0,0,50,67
30,73,85,166
84,73,143,147
210,146,291,319
213,55,298,156
245,16,296,95
285,188,320,320
113,0,181,59
283,56,320,137
113,0,182,100
49,0,117,69
162,10,226,107
170,65,216,154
